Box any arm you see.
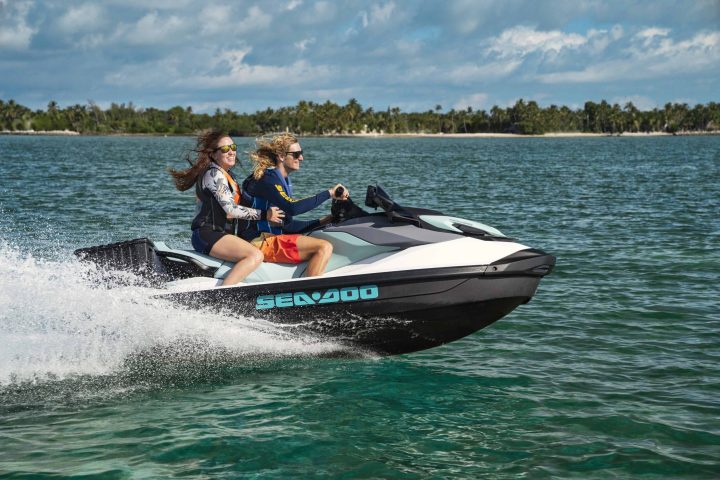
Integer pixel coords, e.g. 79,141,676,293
203,169,266,220
255,175,331,216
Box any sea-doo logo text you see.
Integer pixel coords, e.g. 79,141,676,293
255,285,379,310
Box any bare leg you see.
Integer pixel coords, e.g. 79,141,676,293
296,236,333,277
209,235,264,285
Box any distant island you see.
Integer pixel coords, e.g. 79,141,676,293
1,98,718,136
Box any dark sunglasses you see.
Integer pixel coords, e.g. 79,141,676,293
214,143,237,153
286,150,303,159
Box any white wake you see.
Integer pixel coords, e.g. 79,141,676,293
0,242,346,386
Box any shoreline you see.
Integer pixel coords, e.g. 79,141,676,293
2,129,718,138
1,129,80,136
328,131,720,138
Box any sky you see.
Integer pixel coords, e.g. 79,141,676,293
1,0,719,114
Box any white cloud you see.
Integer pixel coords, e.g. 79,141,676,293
305,1,336,23
110,47,313,94
192,60,331,87
152,48,334,88
195,5,271,37
488,25,588,58
199,5,233,36
236,6,272,33
584,26,623,54
361,2,395,28
637,27,670,39
113,11,187,45
286,0,303,10
0,0,37,50
439,25,624,84
635,27,671,47
295,37,316,52
57,3,104,33
643,30,720,72
537,29,720,83
370,2,395,25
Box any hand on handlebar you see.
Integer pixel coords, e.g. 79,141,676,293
329,184,349,200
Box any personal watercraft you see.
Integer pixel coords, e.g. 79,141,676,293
75,185,555,355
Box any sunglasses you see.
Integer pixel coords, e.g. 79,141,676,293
214,143,237,153
286,150,303,159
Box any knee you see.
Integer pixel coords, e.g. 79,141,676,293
249,248,264,266
318,240,333,258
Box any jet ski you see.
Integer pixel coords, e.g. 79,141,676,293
75,185,555,355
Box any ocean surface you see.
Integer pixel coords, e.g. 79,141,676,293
0,134,718,478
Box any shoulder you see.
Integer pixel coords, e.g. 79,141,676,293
257,168,282,186
202,165,225,185
261,168,280,181
205,166,222,179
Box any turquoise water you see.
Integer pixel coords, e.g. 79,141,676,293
1,135,719,478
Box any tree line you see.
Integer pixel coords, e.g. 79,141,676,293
1,98,719,136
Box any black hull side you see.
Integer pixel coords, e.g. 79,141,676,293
315,296,531,355
162,262,552,355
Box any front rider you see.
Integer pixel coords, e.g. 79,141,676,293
238,133,348,277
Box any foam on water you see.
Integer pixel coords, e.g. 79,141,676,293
0,241,346,387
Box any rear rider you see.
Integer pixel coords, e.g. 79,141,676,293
169,130,283,285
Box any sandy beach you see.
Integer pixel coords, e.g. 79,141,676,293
0,129,80,136
325,130,718,138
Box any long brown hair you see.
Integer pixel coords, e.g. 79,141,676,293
169,130,229,191
249,133,298,180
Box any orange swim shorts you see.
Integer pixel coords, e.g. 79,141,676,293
251,233,302,264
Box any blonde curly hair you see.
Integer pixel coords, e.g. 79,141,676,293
249,132,298,180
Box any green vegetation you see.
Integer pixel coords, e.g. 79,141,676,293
1,98,719,135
